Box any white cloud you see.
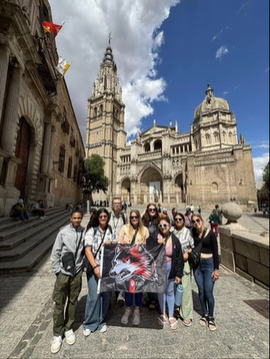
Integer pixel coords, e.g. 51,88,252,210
223,91,229,95
253,143,269,149
211,29,223,43
215,45,229,61
265,67,269,73
49,0,180,141
253,152,269,184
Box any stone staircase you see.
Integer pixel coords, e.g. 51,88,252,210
0,207,71,273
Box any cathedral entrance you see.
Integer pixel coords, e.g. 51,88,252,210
14,117,31,199
121,178,131,203
140,167,162,204
175,173,185,203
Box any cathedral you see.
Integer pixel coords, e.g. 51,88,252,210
85,44,257,208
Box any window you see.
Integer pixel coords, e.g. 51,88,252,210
67,157,72,178
144,142,150,152
154,140,162,151
58,145,65,172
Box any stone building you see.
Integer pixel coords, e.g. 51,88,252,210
85,45,257,208
0,0,85,216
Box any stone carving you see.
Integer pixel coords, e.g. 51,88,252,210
221,202,242,224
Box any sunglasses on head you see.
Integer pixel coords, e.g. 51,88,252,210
174,218,183,222
192,219,201,224
159,224,168,228
130,216,138,220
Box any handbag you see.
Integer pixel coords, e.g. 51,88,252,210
188,229,206,269
62,232,83,276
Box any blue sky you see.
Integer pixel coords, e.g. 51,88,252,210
50,0,269,183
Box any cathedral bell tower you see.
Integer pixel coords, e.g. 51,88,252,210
85,39,126,200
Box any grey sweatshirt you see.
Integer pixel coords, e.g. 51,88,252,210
51,224,85,276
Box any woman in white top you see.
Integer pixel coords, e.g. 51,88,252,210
171,212,194,326
118,210,149,326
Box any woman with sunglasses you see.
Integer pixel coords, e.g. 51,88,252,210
172,212,194,326
154,217,184,330
83,208,114,337
141,204,160,310
191,214,219,331
117,210,149,326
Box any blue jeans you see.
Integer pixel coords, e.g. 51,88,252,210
158,261,175,316
125,292,142,307
11,210,29,221
193,257,215,317
83,271,110,332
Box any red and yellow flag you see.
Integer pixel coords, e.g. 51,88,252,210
42,21,62,37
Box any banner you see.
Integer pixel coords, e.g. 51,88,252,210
98,240,167,293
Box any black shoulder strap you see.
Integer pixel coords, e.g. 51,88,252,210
93,226,109,259
130,228,138,246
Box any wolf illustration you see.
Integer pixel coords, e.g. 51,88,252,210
109,244,158,284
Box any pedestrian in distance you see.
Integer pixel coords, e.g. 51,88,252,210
50,210,85,354
9,199,30,222
31,199,46,219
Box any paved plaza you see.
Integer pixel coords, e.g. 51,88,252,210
0,208,269,359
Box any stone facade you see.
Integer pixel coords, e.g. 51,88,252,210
85,47,257,208
0,0,85,215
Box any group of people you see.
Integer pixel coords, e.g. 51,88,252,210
9,199,46,222
50,200,219,354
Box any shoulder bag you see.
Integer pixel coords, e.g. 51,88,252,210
188,229,207,269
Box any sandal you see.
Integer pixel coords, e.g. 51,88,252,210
148,299,159,311
199,315,208,327
183,319,191,327
157,314,168,326
142,296,151,307
208,317,217,331
169,317,178,331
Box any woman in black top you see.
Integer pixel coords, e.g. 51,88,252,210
191,214,219,331
141,203,160,310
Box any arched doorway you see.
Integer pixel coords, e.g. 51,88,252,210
175,173,185,203
121,178,131,203
140,167,163,204
14,117,31,199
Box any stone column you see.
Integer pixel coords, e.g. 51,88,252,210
0,42,10,127
48,126,56,176
0,63,21,154
41,121,52,174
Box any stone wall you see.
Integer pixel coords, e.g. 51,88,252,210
219,224,269,288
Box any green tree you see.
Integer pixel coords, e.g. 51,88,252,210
82,155,109,205
262,162,269,191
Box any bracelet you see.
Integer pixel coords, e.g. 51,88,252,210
93,265,100,270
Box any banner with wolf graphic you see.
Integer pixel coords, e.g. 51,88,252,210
98,241,167,293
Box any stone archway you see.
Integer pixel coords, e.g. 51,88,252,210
121,178,131,203
140,167,163,204
175,172,185,203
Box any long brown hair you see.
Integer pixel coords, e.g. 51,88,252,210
141,203,160,227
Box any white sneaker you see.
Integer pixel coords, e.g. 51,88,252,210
65,329,75,345
121,307,132,325
51,335,62,354
83,328,91,337
39,216,44,220
117,292,125,307
99,324,107,333
132,308,140,326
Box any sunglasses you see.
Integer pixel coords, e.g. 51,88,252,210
113,203,121,205
192,219,201,224
130,216,138,220
174,218,183,222
159,224,168,228
148,208,156,212
99,215,108,219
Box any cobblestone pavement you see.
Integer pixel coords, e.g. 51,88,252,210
0,210,269,359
